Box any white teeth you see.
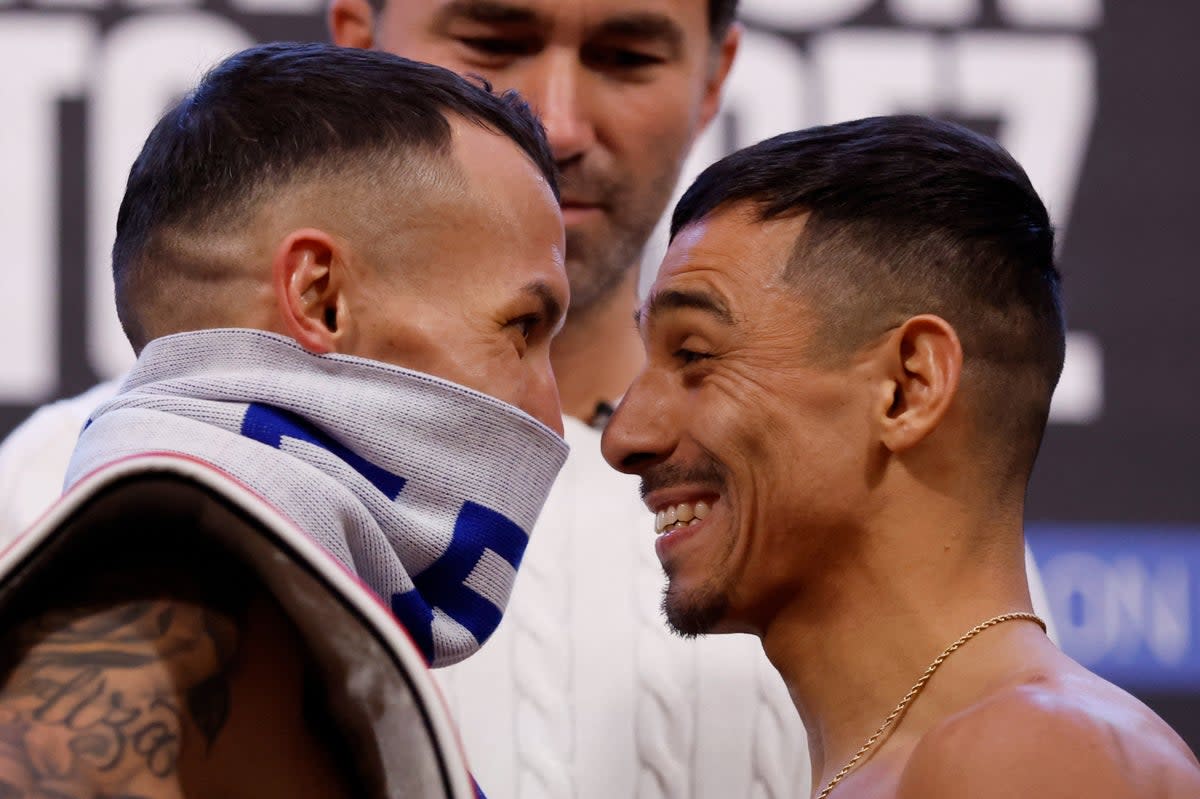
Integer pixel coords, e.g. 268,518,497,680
653,500,714,534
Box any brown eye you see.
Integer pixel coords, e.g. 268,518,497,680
458,35,540,65
509,313,542,341
583,46,665,72
674,348,711,365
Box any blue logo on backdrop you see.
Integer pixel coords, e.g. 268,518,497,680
1028,525,1200,690
391,502,526,664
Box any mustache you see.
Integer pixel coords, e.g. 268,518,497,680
639,458,727,501
556,161,622,207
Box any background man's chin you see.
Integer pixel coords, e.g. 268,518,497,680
562,226,642,315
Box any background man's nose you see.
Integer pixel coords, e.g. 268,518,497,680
520,54,596,165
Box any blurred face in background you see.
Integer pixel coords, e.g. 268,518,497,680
332,0,738,317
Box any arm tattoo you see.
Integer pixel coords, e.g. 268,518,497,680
185,610,237,747
0,598,239,798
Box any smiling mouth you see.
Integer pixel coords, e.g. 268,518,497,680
654,500,711,535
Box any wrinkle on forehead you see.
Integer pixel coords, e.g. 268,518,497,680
640,207,836,361
636,285,736,330
658,206,809,294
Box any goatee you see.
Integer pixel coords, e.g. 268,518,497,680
662,581,729,639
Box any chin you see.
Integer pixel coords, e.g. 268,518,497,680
662,581,731,639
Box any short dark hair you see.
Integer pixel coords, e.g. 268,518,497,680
671,115,1064,477
113,42,557,348
710,0,739,37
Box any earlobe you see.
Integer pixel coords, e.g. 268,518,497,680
878,315,963,453
273,230,343,354
328,0,377,49
697,23,741,133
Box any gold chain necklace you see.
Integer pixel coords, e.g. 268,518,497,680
815,611,1047,799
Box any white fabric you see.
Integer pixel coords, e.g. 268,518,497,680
64,329,568,667
0,378,121,537
0,368,1061,799
436,416,814,799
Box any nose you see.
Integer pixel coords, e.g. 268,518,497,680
601,369,677,475
525,359,565,437
519,50,595,164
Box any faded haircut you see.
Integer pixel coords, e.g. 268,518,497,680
670,115,1065,481
113,42,557,350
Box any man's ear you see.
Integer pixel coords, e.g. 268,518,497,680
876,314,963,453
273,229,346,354
328,0,376,49
697,23,741,134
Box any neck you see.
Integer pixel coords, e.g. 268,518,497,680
552,268,644,423
759,498,1045,794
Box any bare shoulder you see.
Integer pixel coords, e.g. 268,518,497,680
0,593,239,799
896,674,1200,799
0,524,363,799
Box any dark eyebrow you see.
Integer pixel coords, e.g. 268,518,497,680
522,280,565,332
591,13,685,57
634,288,735,329
432,0,544,28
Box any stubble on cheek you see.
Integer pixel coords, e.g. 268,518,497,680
559,114,690,313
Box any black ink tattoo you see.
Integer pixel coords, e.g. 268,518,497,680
0,598,239,798
185,610,237,749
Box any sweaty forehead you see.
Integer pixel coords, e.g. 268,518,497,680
446,118,566,274
657,206,806,289
449,117,560,223
637,208,807,330
352,119,564,297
